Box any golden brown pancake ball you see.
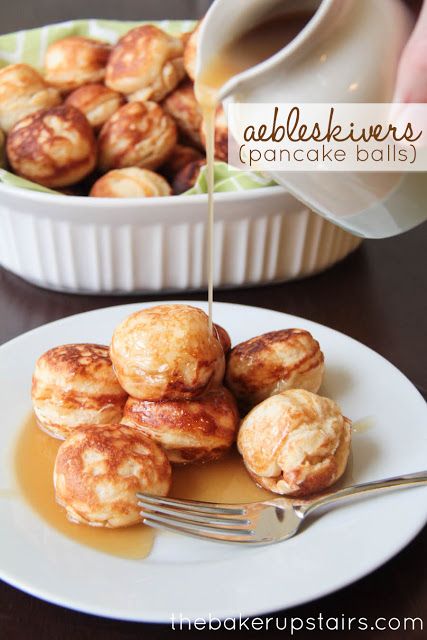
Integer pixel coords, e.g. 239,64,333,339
90,167,171,198
54,424,171,527
121,386,239,464
44,36,112,92
200,104,228,162
226,329,324,411
237,389,351,497
98,101,177,172
161,143,204,181
110,304,225,401
105,25,185,102
0,63,61,133
214,323,232,354
65,83,124,129
7,104,97,188
162,79,203,148
32,344,128,440
183,22,200,81
172,158,205,194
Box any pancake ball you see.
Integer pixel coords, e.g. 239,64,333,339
214,323,232,354
0,63,61,133
32,344,128,440
90,167,171,198
226,329,324,411
172,158,205,194
200,104,228,162
54,424,171,527
183,22,200,81
162,79,203,148
98,101,177,172
161,143,204,182
7,104,97,188
238,389,351,497
122,386,239,464
105,25,185,102
110,304,225,401
65,83,124,129
44,36,111,92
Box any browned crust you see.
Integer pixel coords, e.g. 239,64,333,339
225,329,324,406
246,417,352,498
121,387,239,463
6,104,97,188
34,343,114,376
32,384,127,410
64,83,124,127
109,304,225,401
213,323,232,354
45,37,112,91
123,387,238,438
113,359,219,401
162,78,203,147
98,101,177,171
54,423,171,526
89,168,171,198
107,26,176,80
31,343,128,438
172,158,205,194
105,25,183,98
161,143,204,181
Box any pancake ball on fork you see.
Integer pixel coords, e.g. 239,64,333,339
110,304,225,401
237,389,351,497
121,386,239,464
32,344,128,440
54,424,171,528
225,328,324,411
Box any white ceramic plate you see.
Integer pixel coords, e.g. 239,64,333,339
1,301,426,622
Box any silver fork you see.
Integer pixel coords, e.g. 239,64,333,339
137,471,427,545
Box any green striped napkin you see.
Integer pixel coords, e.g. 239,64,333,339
0,19,277,196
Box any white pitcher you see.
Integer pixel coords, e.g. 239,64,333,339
196,0,427,238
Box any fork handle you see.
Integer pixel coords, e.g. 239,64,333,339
301,470,427,516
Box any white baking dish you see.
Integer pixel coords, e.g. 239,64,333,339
0,182,361,293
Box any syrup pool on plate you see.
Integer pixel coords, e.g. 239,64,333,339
14,415,270,559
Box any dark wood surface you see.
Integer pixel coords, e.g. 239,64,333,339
0,1,426,638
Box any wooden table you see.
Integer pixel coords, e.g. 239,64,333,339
1,1,426,638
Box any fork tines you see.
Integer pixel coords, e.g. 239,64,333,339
137,492,255,542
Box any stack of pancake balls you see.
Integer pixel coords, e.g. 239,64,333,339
31,304,352,529
0,23,228,196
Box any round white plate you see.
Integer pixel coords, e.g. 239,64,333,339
1,301,426,622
